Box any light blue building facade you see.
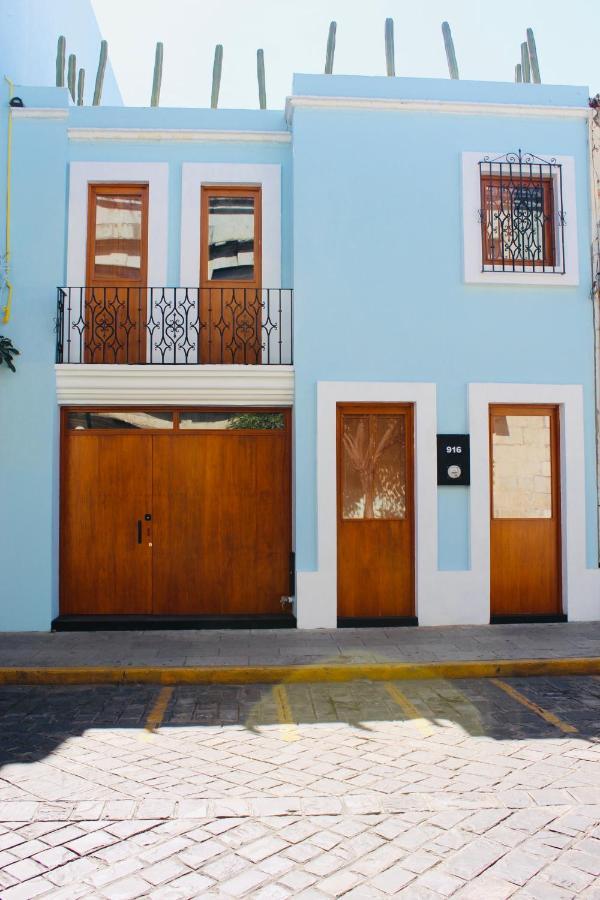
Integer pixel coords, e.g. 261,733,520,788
1,62,599,630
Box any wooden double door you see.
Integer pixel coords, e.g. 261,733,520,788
60,408,291,617
337,403,415,621
490,404,562,618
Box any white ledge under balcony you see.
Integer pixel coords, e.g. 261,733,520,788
56,286,293,366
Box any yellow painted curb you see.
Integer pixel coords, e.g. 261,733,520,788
0,657,599,685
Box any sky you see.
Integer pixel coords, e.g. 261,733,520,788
91,0,600,109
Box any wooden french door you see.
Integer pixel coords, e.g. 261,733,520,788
85,183,149,364
337,404,415,620
199,185,262,364
490,405,562,617
60,408,291,617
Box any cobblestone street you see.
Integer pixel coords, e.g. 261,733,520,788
1,677,600,898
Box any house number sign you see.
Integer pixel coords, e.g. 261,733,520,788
437,434,470,486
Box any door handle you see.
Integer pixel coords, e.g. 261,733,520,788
137,520,142,544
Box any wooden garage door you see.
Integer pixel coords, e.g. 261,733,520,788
60,408,292,617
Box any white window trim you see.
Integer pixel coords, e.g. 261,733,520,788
295,381,439,629
66,162,169,287
295,380,600,630
180,163,281,287
462,152,579,286
468,382,600,622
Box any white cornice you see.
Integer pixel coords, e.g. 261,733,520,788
12,108,68,119
68,127,291,143
56,364,294,406
285,94,592,124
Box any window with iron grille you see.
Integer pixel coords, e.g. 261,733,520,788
478,151,565,273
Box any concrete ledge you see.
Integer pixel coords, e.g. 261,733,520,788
2,657,600,685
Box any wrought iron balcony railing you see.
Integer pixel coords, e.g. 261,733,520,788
56,286,293,365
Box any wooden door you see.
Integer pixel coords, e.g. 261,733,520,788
490,405,562,617
337,404,415,620
151,409,291,615
85,183,149,364
199,185,262,364
61,427,153,615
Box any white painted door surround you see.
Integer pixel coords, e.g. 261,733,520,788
295,380,600,629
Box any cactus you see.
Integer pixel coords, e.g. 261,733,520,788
527,28,541,83
77,68,85,105
151,42,163,107
441,22,459,79
384,18,395,76
521,41,531,83
211,44,223,109
515,63,523,83
93,40,108,106
257,49,266,109
67,54,76,102
325,21,337,74
56,36,66,87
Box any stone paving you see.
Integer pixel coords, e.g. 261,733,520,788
1,622,600,668
1,677,600,897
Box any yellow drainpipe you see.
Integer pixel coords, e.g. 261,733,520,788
2,75,14,324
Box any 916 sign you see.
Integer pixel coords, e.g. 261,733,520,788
437,434,470,486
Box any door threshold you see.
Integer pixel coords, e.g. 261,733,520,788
490,614,567,624
337,616,418,628
52,615,297,632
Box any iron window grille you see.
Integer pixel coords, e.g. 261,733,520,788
478,150,566,274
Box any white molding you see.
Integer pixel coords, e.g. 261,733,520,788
180,163,281,287
468,383,600,623
55,364,294,406
179,163,287,364
285,95,592,124
296,381,438,629
68,128,291,143
462,152,579,286
12,108,68,119
67,161,169,288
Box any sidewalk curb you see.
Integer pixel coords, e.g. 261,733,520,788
0,657,599,684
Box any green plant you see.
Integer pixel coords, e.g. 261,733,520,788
228,412,284,430
0,335,19,371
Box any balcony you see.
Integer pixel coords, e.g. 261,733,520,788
56,287,293,365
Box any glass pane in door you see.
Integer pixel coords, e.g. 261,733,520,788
207,195,255,281
492,414,552,518
342,414,406,519
93,193,143,279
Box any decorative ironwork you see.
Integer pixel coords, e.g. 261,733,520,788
478,150,565,273
55,286,293,365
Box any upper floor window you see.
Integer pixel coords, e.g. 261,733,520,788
200,185,262,285
478,151,565,274
87,183,149,283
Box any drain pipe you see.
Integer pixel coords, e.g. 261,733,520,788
589,103,600,563
2,76,14,324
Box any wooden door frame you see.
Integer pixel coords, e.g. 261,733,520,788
86,182,150,286
199,184,262,289
489,403,563,617
336,401,416,622
85,182,150,364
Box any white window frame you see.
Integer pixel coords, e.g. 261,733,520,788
180,163,281,287
66,162,169,287
462,152,579,286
